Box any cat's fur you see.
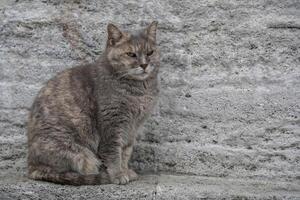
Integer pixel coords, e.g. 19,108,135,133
27,21,159,185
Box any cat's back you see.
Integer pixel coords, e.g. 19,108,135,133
27,64,97,140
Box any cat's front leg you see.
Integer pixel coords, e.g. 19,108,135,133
122,145,138,181
105,146,130,185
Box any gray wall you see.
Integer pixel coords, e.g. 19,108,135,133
0,0,299,197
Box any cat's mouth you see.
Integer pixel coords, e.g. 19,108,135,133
127,71,150,81
118,66,153,81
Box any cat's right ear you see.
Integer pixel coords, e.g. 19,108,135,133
107,23,123,46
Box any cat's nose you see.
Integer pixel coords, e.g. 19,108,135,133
140,64,148,70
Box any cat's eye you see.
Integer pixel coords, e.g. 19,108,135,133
126,52,137,57
147,50,154,56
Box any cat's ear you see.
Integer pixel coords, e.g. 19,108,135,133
145,21,158,42
107,23,123,46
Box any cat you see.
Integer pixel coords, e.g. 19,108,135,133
27,21,159,185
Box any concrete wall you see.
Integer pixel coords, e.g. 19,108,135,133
0,0,299,199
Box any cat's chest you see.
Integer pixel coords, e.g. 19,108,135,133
98,79,158,126
127,94,157,119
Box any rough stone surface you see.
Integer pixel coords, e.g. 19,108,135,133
1,174,299,200
0,0,299,199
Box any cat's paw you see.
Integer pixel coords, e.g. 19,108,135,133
127,169,138,181
74,149,101,175
111,172,129,185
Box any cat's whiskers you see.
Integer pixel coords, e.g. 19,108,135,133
117,72,130,79
116,67,145,79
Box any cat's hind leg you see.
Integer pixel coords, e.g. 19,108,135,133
28,136,106,185
28,164,108,185
30,136,100,174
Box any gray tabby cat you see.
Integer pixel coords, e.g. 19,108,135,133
27,21,159,185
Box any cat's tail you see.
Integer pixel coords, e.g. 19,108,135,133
28,165,109,185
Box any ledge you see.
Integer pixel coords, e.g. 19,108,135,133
0,174,299,200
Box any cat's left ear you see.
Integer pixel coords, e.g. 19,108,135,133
145,21,158,42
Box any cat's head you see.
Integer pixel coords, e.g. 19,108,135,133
105,21,159,81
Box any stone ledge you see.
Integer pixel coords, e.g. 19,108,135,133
0,174,299,200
